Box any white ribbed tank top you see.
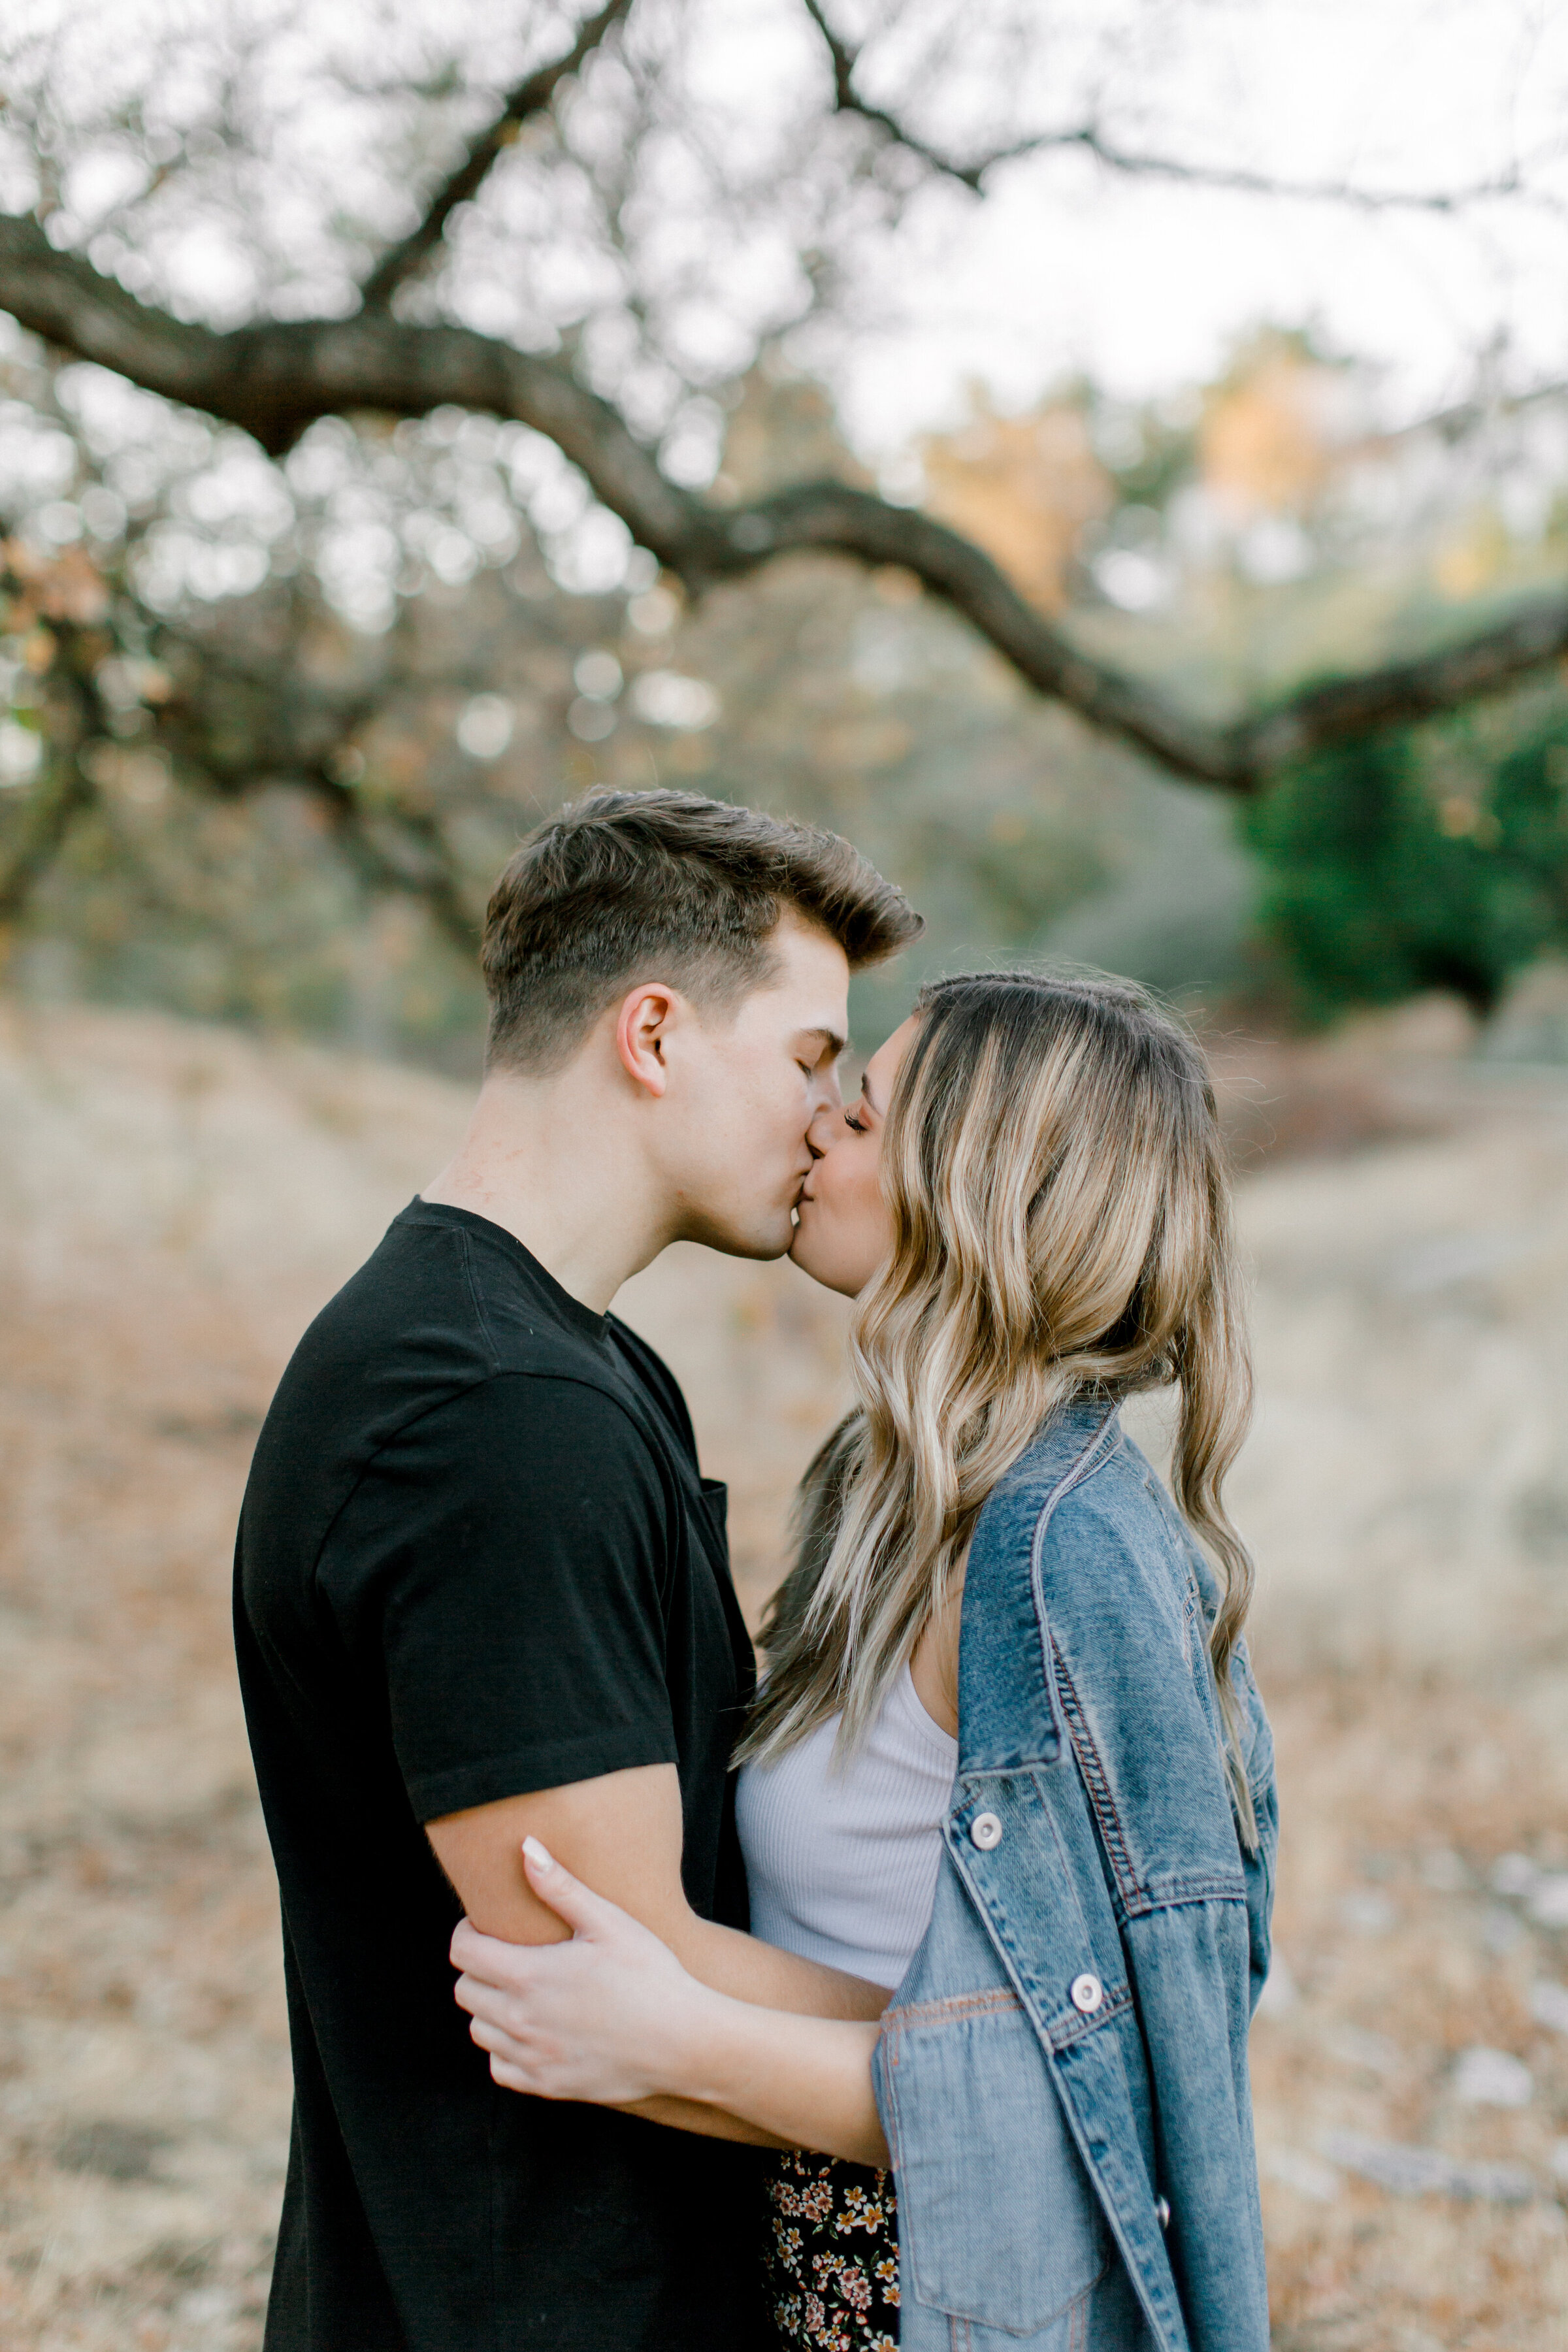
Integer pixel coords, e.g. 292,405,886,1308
736,1665,958,1991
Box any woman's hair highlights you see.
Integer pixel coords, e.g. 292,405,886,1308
741,968,1259,1842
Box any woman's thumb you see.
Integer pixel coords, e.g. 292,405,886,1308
521,1835,608,1935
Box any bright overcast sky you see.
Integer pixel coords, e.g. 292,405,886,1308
820,0,1568,449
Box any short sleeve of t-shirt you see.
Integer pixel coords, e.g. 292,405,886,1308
326,1372,680,1821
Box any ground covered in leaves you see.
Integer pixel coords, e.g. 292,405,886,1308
1,996,1566,2349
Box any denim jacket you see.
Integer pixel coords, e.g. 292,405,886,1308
871,1394,1277,2352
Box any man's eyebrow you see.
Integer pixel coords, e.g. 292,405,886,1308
799,1024,849,1060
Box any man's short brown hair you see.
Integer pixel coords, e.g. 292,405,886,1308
481,789,923,1073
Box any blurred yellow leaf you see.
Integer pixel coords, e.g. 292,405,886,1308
921,390,1112,613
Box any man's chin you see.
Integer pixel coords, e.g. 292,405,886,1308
681,1208,797,1264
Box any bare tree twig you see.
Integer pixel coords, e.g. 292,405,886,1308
358,0,634,310
1365,374,1568,450
798,0,1552,210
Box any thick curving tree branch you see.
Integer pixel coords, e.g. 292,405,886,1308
358,0,634,311
798,0,1544,210
6,212,1568,792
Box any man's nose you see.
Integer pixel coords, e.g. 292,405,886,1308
811,1062,845,1115
804,1100,840,1158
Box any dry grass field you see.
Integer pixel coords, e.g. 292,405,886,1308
1,994,1567,2349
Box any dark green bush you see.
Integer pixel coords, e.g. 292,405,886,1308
1239,715,1568,1021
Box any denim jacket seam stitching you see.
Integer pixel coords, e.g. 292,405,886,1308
961,1402,1119,1772
883,1986,1024,2029
1024,1404,1124,1732
1049,1639,1142,1908
1044,1985,1135,2052
926,2243,1117,2338
1124,1875,1247,1915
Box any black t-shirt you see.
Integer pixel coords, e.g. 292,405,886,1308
234,1201,766,2352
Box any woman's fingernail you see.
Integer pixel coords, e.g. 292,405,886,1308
522,1835,555,1870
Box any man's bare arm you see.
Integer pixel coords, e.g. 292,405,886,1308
450,1845,890,2164
426,1761,889,2022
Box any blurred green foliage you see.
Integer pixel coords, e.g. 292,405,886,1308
1241,706,1568,1019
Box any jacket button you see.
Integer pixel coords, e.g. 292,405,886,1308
970,1812,1004,1850
1154,2197,1171,2230
1070,1972,1104,2014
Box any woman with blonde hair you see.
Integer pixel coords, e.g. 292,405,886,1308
452,969,1277,2352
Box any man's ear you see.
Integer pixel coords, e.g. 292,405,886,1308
615,983,678,1098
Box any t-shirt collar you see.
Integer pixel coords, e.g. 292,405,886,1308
400,1198,612,1343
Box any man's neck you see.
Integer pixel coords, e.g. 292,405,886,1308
421,1070,668,1315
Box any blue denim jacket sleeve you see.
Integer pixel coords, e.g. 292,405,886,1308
1237,1641,1279,2016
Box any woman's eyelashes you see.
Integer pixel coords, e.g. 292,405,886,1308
843,1107,869,1134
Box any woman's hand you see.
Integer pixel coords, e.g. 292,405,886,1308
452,1834,890,2163
451,1836,711,2106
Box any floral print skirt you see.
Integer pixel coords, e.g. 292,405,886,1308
763,2148,900,2350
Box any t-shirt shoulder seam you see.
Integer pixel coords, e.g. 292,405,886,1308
451,1223,503,1375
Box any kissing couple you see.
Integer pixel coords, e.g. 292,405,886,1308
236,787,1276,2352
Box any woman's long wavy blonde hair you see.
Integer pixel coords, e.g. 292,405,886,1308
738,968,1258,1840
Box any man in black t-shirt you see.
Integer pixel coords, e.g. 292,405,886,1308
235,789,921,2351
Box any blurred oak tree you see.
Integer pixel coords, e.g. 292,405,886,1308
3,0,1568,1049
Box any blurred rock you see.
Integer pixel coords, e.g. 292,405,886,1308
1527,1874,1568,1929
1332,994,1480,1059
1528,1980,1568,2034
1480,960,1568,1066
1418,1847,1469,1892
1322,2132,1536,2204
1339,1890,1397,1935
1326,2026,1403,2079
1263,2145,1341,2202
1452,2047,1533,2107
1254,1954,1299,2016
1482,1904,1528,1955
1492,1852,1542,1898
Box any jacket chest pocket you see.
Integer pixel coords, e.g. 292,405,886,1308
879,1991,1112,2339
